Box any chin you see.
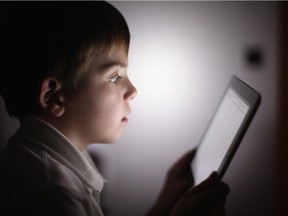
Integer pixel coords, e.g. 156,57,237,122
91,128,124,144
99,133,122,144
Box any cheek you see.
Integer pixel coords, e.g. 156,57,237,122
70,80,124,126
88,89,123,122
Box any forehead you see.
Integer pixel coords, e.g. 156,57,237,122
89,47,128,73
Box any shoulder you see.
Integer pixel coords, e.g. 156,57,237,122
0,137,104,216
0,135,87,191
0,137,50,188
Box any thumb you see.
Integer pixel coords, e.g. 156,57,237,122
190,172,219,194
177,148,197,168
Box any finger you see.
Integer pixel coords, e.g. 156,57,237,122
189,172,219,194
183,148,197,163
168,149,196,179
189,181,230,205
174,149,197,169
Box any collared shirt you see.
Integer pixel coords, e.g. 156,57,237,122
0,115,106,216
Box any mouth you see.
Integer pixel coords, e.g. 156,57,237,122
121,116,128,124
122,108,131,124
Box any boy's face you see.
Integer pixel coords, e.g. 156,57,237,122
62,47,137,148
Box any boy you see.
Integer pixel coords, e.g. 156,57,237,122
0,2,229,216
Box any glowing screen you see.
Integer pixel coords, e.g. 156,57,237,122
192,88,249,185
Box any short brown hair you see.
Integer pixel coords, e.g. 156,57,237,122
0,1,130,118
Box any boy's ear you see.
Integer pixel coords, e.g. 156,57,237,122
39,77,65,117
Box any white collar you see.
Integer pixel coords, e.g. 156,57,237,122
16,115,105,192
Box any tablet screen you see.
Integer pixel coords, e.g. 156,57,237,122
192,76,260,185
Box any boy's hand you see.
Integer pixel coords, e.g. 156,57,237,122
146,149,196,216
165,149,196,196
146,150,230,216
170,172,230,216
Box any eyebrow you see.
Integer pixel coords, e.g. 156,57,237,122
100,61,128,72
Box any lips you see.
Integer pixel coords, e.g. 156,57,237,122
121,116,128,123
122,108,131,124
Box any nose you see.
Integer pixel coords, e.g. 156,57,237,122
124,79,137,101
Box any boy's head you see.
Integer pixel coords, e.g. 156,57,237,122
0,1,130,119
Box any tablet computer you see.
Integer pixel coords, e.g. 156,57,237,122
192,76,261,185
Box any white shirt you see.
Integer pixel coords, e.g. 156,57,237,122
0,115,106,216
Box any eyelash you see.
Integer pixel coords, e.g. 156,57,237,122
109,74,122,84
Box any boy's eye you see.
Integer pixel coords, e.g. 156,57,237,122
109,74,122,84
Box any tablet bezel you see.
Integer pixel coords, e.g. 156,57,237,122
192,76,261,184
